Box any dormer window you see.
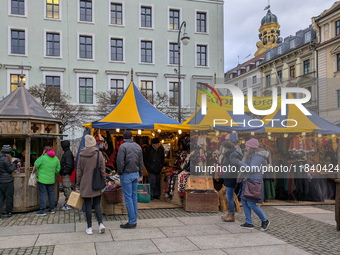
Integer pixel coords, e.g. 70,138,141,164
237,70,241,75
246,66,250,72
266,51,270,60
290,39,296,49
229,74,233,79
305,31,311,42
277,45,282,54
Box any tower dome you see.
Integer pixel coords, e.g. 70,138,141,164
261,9,278,25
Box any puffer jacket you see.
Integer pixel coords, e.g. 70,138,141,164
143,145,164,175
34,150,60,184
221,148,243,188
0,153,16,184
117,139,143,176
60,140,74,176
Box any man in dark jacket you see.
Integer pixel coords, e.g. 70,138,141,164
60,140,74,210
143,138,164,199
220,141,243,222
117,131,143,229
0,145,17,219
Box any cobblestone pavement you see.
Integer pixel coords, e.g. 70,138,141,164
0,246,54,255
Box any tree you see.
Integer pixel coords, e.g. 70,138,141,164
28,83,89,133
94,90,124,118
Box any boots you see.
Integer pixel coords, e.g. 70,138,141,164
221,213,235,222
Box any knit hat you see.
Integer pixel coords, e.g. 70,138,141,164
123,131,132,139
245,138,259,148
151,138,160,144
85,135,96,148
1,145,12,154
223,141,234,149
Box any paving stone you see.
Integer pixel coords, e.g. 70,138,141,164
95,240,159,255
75,221,121,232
0,235,38,249
223,244,311,255
111,228,166,241
273,206,333,214
53,243,96,255
149,249,228,255
159,224,228,238
0,223,75,237
217,221,259,234
151,237,200,253
135,218,185,228
176,216,223,225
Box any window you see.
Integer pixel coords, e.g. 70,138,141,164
80,0,92,22
11,0,25,15
290,65,296,78
111,3,122,25
169,9,179,30
277,45,282,55
141,41,152,63
266,51,270,60
246,66,250,72
79,77,93,104
277,70,282,83
196,12,206,32
253,76,257,84
336,20,340,36
235,83,238,87
79,35,92,59
307,86,312,95
10,74,25,92
305,31,311,42
243,80,247,88
290,39,295,49
169,82,179,106
253,91,257,97
46,76,60,101
46,33,60,56
141,81,153,103
110,79,124,104
11,30,25,54
169,42,178,64
46,0,59,19
266,75,271,87
338,90,340,108
197,45,207,66
237,70,241,75
337,53,340,71
141,6,152,28
303,60,310,74
110,38,123,61
229,74,233,79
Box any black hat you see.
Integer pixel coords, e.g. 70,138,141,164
223,141,234,149
151,138,160,144
2,145,12,154
123,131,132,139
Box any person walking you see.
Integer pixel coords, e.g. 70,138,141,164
77,135,106,235
220,141,243,222
60,140,74,210
0,145,17,219
143,138,164,199
231,138,270,231
117,131,143,229
34,146,60,216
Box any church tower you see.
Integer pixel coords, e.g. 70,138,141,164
255,5,281,56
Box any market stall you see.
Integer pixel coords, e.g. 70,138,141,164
0,84,62,212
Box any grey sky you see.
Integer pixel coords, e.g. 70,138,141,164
223,0,335,72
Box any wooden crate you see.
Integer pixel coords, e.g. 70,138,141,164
185,177,214,191
183,190,219,212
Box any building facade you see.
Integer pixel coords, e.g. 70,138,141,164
312,1,340,125
0,0,224,127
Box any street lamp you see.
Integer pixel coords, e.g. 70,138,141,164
177,21,190,123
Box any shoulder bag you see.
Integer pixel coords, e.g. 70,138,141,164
92,151,106,190
243,178,262,200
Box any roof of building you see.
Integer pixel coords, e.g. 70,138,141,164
314,1,340,22
261,9,278,26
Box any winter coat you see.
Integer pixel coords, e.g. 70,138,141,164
238,149,269,203
221,148,243,188
60,141,75,176
143,144,165,175
117,139,143,176
0,153,16,184
34,150,60,185
77,147,106,198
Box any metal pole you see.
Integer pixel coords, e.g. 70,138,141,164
178,29,181,123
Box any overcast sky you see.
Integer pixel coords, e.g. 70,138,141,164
223,0,336,72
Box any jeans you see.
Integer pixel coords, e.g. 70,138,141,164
84,195,102,228
120,172,139,224
241,198,267,224
38,182,55,213
226,187,235,213
62,174,72,203
148,173,160,197
0,182,14,214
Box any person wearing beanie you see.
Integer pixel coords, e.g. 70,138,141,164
117,130,143,229
143,137,164,200
77,135,106,235
231,138,270,231
60,140,75,211
220,141,243,223
34,146,60,216
0,145,17,219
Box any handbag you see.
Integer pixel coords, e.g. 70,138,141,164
137,182,151,203
243,179,262,200
92,151,106,190
28,167,38,187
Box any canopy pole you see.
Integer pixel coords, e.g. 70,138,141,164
131,68,133,82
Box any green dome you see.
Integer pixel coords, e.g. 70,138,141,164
261,9,278,25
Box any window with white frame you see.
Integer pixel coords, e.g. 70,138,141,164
79,77,93,104
80,0,92,22
277,70,282,83
303,60,310,74
237,70,241,75
246,66,250,72
11,0,25,15
10,74,25,92
79,35,92,59
305,31,311,42
169,42,178,64
46,0,59,19
197,45,207,66
266,74,271,87
336,20,340,36
141,6,152,28
196,11,207,33
235,83,238,87
266,51,270,60
253,90,257,97
110,38,123,61
253,76,257,84
46,75,61,102
110,79,124,104
169,9,179,30
110,2,122,25
277,45,282,54
337,90,340,108
141,80,153,103
169,82,179,106
141,40,152,63
243,80,247,88
229,74,233,79
290,39,295,49
11,29,25,54
46,32,60,56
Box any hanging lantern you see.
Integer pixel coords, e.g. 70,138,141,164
268,136,272,140
161,140,164,144
284,134,288,138
302,132,306,136
138,129,142,135
267,132,271,135
318,134,322,138
116,128,120,133
152,133,155,137
157,129,161,133
251,132,255,136
332,134,336,138
216,130,219,136
178,129,182,134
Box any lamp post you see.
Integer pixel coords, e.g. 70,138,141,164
177,21,190,123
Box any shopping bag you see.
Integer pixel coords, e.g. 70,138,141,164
137,183,151,203
28,167,38,187
67,191,84,209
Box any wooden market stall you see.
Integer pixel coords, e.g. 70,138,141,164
0,84,63,212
